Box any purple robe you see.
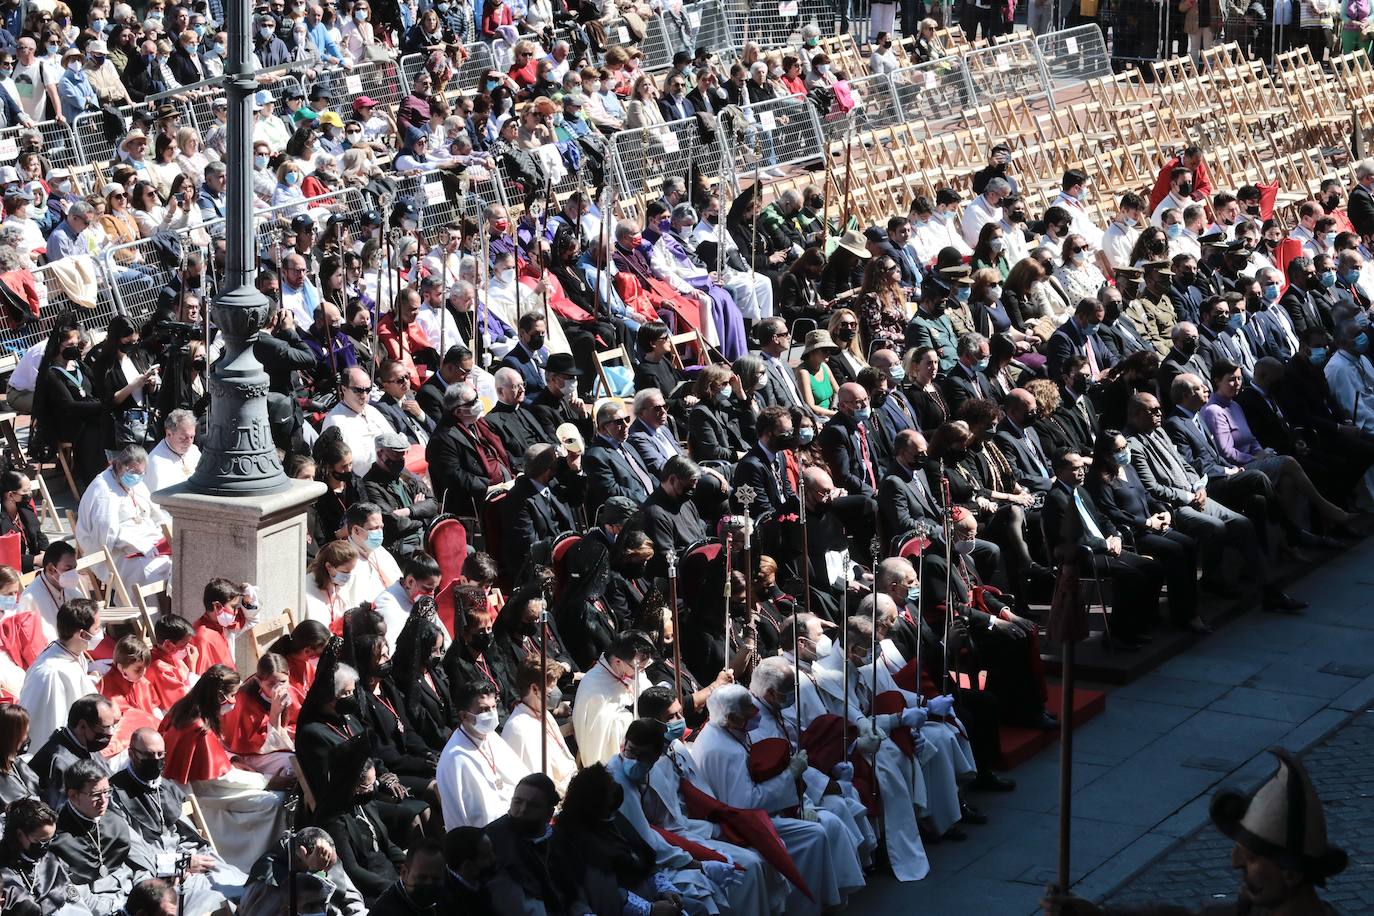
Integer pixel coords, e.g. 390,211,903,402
659,232,747,360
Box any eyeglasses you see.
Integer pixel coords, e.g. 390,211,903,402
383,376,409,386
1071,245,1089,254
344,385,370,395
646,402,667,412
606,416,631,427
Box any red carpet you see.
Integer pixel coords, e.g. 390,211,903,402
998,685,1106,770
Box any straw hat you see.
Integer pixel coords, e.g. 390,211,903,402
801,329,839,357
835,228,871,259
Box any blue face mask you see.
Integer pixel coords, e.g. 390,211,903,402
974,357,989,372
1310,346,1329,365
1084,322,1101,336
1320,270,1337,288
664,719,686,742
119,472,143,489
1357,332,1370,353
1166,223,1183,239
364,529,384,550
1113,449,1130,466
284,171,300,186
1341,269,1361,286
745,710,762,731
254,154,268,170
889,365,905,382
955,286,971,303
906,584,920,606
798,427,815,445
621,756,652,784
1227,313,1243,331
1325,232,1337,247
852,406,872,422
1263,283,1282,303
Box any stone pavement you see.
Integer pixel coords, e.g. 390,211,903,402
848,538,1374,915
1106,709,1374,912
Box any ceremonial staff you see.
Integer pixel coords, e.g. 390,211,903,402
667,547,682,703
841,549,850,764
939,460,954,695
540,587,549,777
1049,546,1091,900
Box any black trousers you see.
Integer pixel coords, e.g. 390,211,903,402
1133,528,1198,626
1207,468,1275,549
1089,550,1163,640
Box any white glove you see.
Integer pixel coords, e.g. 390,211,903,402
243,583,260,607
854,734,881,755
830,761,854,782
800,804,820,822
786,751,809,778
702,860,735,885
928,695,956,717
901,706,928,729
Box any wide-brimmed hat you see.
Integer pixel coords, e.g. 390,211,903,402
835,228,871,259
802,329,839,357
1210,748,1347,883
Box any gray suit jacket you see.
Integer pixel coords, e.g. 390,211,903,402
1127,427,1202,507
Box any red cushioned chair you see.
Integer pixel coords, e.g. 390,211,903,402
426,515,469,637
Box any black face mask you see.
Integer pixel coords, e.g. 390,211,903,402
527,333,546,351
408,884,443,906
61,345,81,361
133,755,163,782
807,194,823,210
772,431,798,450
872,389,889,407
21,840,50,863
354,789,376,806
335,695,360,717
1178,338,1199,356
117,340,137,353
1178,182,1193,197
192,357,207,371
1070,374,1089,394
1324,195,1341,213
86,733,112,753
833,327,855,343
374,660,394,680
469,630,492,653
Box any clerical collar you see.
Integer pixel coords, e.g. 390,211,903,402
62,802,99,828
127,763,163,790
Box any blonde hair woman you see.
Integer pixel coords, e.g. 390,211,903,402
826,307,868,385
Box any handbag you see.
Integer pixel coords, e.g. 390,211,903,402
363,42,395,62
115,406,151,448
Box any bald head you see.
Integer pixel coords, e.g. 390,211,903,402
894,428,927,468
869,348,900,371
836,383,869,418
130,728,164,756
803,466,834,507
1004,388,1036,425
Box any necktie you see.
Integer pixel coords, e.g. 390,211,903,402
856,424,877,490
621,444,655,495
1073,488,1105,541
1024,431,1048,476
1084,334,1101,380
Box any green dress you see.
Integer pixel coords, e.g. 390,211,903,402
808,362,836,409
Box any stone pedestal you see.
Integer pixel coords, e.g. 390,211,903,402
154,479,325,673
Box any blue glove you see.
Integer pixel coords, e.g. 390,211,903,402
928,695,956,717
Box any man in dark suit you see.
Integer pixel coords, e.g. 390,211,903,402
626,388,687,477
993,389,1055,493
1045,299,1114,382
943,332,998,416
1156,321,1209,413
1197,297,1246,383
425,381,514,518
372,837,464,916
879,216,925,292
1281,256,1331,339
1168,253,1208,326
583,398,658,510
1349,165,1374,236
732,405,797,518
656,71,698,121
496,313,550,404
255,305,318,397
1099,285,1154,362
416,345,472,424
485,367,553,473
501,443,578,572
373,359,437,445
634,456,709,578
1052,354,1099,451
1041,450,1164,650
685,68,729,115
819,382,880,497
755,317,808,412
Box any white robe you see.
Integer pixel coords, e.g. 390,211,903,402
572,658,649,767
437,726,531,829
814,649,931,882
609,753,725,916
19,642,99,743
144,439,201,493
870,638,977,835
501,702,577,796
649,744,779,916
189,770,288,873
336,544,400,609
689,221,774,322
16,574,80,642
371,582,413,654
689,721,865,914
75,468,172,592
486,279,573,356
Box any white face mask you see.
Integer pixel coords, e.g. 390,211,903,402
216,609,238,627
813,633,833,658
468,709,499,737
0,595,15,613
85,626,104,647
58,569,81,590
220,701,236,717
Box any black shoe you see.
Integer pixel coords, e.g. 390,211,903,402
959,801,989,825
1034,711,1061,730
1184,617,1214,635
1101,634,1144,652
1263,589,1307,613
918,822,943,844
942,826,969,841
972,771,1016,792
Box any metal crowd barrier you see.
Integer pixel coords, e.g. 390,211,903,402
610,113,739,199
1034,23,1113,87
725,93,827,180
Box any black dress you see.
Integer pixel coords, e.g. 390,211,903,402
905,383,951,434
38,363,104,488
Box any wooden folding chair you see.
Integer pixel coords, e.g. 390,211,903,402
33,473,68,538
0,412,28,475
72,548,135,610
290,753,316,814
248,609,295,666
667,329,709,369
183,795,220,855
592,345,634,398
56,444,81,499
132,580,165,637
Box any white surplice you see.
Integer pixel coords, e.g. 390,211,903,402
572,658,649,767
336,542,400,609
75,468,172,592
437,725,531,829
144,438,201,493
690,721,865,915
501,701,577,796
19,641,99,745
190,771,288,872
609,753,725,916
814,648,931,882
650,743,780,916
17,573,81,642
870,637,977,835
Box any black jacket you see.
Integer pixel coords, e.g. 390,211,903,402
426,418,508,518
818,410,878,496
1351,184,1374,237
360,464,437,556
256,328,318,397
582,435,656,508
732,443,794,517
500,474,578,573
484,401,552,471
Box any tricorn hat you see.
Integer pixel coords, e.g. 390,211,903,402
1210,747,1347,884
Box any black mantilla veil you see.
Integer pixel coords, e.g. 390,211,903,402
297,635,347,730
392,596,444,695
313,731,374,824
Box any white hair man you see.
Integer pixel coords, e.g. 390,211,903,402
691,684,866,914
145,408,202,492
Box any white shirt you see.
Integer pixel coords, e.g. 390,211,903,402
145,438,201,493
572,658,649,767
436,725,530,828
16,573,78,643
1169,231,1201,261
1051,191,1104,250
9,342,44,391
1100,220,1140,270
370,581,413,654
960,194,1002,247
337,541,400,609
20,641,99,742
413,302,466,356
1150,192,1191,227
1326,349,1374,433
321,401,393,476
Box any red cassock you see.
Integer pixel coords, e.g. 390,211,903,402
159,717,233,783
222,682,287,753
378,314,432,387
188,619,236,675
98,668,162,720
612,270,704,335
287,655,316,715
147,649,195,712
518,266,604,334
0,611,47,669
